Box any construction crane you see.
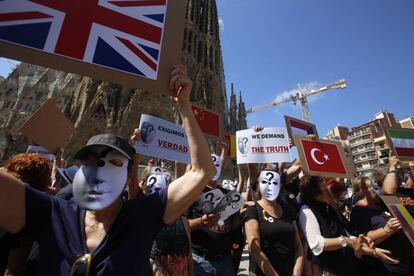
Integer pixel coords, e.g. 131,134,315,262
246,79,347,122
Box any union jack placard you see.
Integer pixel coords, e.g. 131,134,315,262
0,0,186,93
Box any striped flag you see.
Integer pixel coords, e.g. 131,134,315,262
387,128,414,160
285,115,318,145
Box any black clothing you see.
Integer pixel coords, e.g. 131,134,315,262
351,205,413,275
188,186,238,257
244,201,295,276
305,201,361,276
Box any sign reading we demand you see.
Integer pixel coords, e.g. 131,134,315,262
236,127,291,164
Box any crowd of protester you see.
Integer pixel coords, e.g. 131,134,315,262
0,65,413,276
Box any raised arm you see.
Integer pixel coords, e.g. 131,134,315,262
286,159,302,184
0,171,26,233
381,155,401,195
163,65,215,224
237,164,246,194
128,128,141,199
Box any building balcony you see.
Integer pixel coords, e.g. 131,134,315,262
352,147,375,155
348,130,370,140
350,138,373,148
354,156,378,164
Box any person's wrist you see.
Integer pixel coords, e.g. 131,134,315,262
339,236,348,248
383,226,392,235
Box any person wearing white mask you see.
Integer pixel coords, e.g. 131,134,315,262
244,170,304,276
187,141,245,275
0,64,215,275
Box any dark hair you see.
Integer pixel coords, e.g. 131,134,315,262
7,153,51,191
299,176,324,204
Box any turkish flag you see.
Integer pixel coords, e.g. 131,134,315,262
191,104,221,138
301,140,347,174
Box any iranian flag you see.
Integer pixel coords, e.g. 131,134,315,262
388,128,414,159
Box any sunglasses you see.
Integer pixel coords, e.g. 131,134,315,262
70,254,91,276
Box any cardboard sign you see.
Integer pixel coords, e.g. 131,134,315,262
0,0,186,95
217,190,244,220
381,195,414,247
384,128,414,161
236,127,291,164
224,133,237,158
26,145,55,161
135,114,190,164
284,115,318,145
19,99,75,153
195,188,225,215
294,136,353,179
191,104,221,138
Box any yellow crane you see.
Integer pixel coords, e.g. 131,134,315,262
246,79,347,122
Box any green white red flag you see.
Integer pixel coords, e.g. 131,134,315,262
387,128,414,160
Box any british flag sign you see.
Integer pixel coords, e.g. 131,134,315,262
0,0,185,90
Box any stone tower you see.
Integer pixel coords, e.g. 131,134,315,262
0,0,231,161
229,83,238,132
238,91,247,130
182,0,229,132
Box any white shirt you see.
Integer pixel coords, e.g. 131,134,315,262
298,204,325,256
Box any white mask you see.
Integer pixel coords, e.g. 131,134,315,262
211,154,222,181
222,179,236,191
146,174,168,194
149,166,164,176
259,171,281,201
73,151,128,211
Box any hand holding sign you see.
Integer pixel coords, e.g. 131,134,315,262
169,64,192,106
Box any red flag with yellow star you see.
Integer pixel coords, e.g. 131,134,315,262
191,104,221,138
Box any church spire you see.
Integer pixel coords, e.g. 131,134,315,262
229,83,238,132
238,91,247,130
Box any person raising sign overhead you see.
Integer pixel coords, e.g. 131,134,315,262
0,65,215,275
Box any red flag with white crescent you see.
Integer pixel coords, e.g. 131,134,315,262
301,140,346,174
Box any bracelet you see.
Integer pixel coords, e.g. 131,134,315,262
387,169,397,174
383,227,392,235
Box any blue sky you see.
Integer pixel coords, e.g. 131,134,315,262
0,0,413,137
216,0,414,136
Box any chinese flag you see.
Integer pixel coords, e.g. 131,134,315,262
191,104,221,138
301,140,346,174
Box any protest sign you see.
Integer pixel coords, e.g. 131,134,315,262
294,136,353,179
19,99,75,153
195,188,225,215
236,127,291,164
217,190,245,221
224,133,236,158
284,115,318,145
381,195,414,247
135,114,190,164
385,128,414,161
26,145,55,161
191,104,221,138
0,0,186,95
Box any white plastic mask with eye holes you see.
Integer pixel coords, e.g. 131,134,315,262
259,170,281,201
73,151,128,211
149,166,164,176
211,154,222,181
222,179,236,191
146,174,168,194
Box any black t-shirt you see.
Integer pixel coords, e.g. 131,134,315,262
350,205,413,275
25,184,167,275
244,201,295,276
188,186,238,256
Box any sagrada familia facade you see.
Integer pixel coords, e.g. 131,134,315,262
0,0,247,171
